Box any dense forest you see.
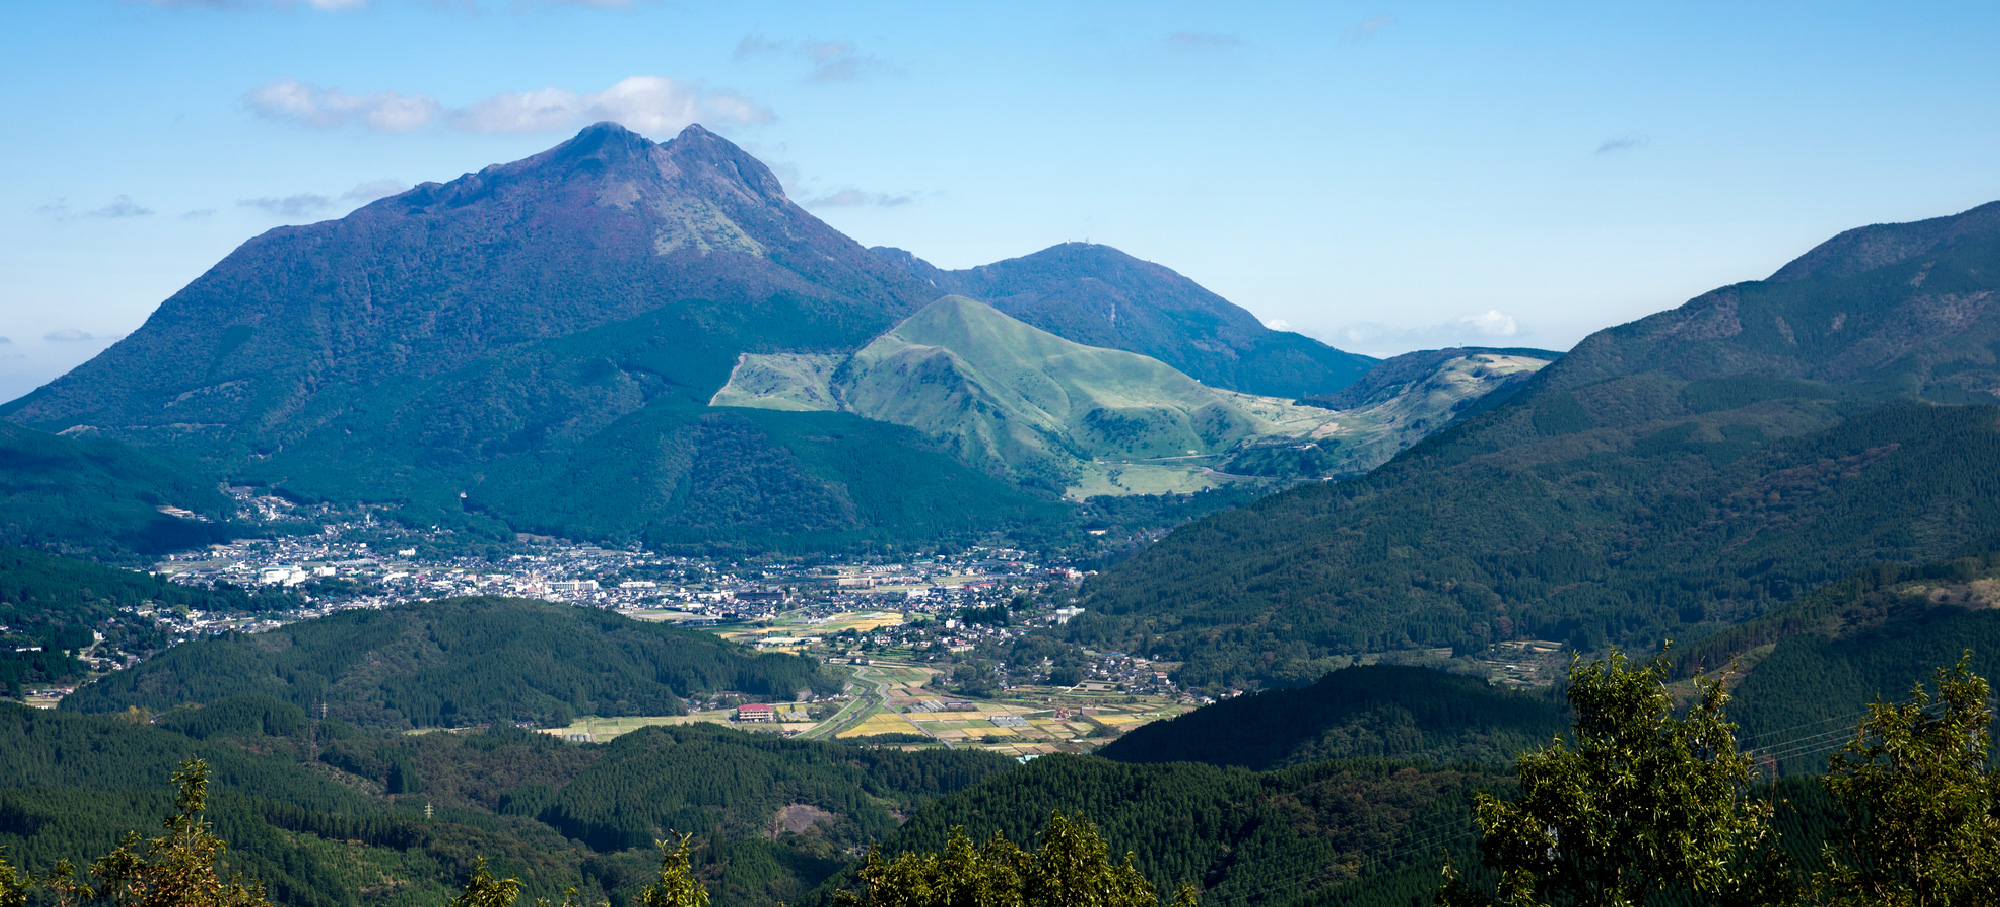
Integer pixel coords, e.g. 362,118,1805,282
0,421,240,560
1098,664,1565,770
60,597,834,729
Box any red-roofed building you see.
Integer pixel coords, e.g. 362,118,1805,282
736,702,775,722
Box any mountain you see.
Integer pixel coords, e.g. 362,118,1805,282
0,123,1072,550
1064,200,2000,690
61,596,833,729
870,243,1378,398
714,297,1550,496
1097,664,1565,770
0,421,237,559
714,296,1356,494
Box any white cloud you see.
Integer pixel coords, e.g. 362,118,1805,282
247,80,440,132
248,76,770,135
238,194,332,218
1458,309,1518,336
802,189,916,209
341,179,408,203
182,208,218,219
1265,319,1293,331
44,329,95,342
1332,310,1528,356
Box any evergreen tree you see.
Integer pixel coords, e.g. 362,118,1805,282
634,835,708,907
44,759,274,907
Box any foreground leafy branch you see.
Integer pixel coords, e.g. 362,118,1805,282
841,811,1197,907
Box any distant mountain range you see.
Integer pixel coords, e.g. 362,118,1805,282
0,122,1502,551
1071,199,2000,689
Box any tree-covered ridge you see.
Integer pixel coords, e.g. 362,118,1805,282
1098,665,1565,770
0,545,288,691
834,754,1506,907
0,698,1016,907
0,421,238,559
60,597,833,729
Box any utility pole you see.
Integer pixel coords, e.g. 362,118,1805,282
425,803,433,820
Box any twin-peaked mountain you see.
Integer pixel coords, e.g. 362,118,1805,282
2,123,1444,549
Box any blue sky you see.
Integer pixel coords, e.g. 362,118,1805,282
2,1,1997,401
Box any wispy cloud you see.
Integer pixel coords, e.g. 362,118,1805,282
802,189,916,209
736,35,897,82
340,179,408,203
87,196,154,218
1333,309,1524,355
182,208,218,220
1346,15,1398,42
1167,31,1242,50
44,329,97,342
32,196,154,219
247,75,770,135
1595,134,1651,154
238,194,332,218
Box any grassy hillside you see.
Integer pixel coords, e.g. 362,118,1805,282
714,296,1507,497
871,243,1378,399
1098,665,1565,770
60,596,833,729
0,420,239,559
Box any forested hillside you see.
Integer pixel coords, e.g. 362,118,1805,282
0,546,290,692
0,421,238,559
0,700,1015,907
1073,200,2000,690
1098,665,1565,770
821,753,1509,907
61,597,832,728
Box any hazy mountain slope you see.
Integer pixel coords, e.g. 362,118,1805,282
1537,201,2000,399
1068,200,2000,689
62,596,833,729
0,421,236,558
1097,665,1564,770
0,124,1086,548
871,243,1377,398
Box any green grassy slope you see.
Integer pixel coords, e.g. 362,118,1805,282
871,243,1379,399
1097,665,1565,770
60,596,833,729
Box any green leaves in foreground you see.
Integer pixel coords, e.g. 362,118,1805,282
1818,654,2000,907
1443,650,2000,907
842,811,1197,907
1440,650,1783,907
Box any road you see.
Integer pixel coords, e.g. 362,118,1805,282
801,662,950,747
